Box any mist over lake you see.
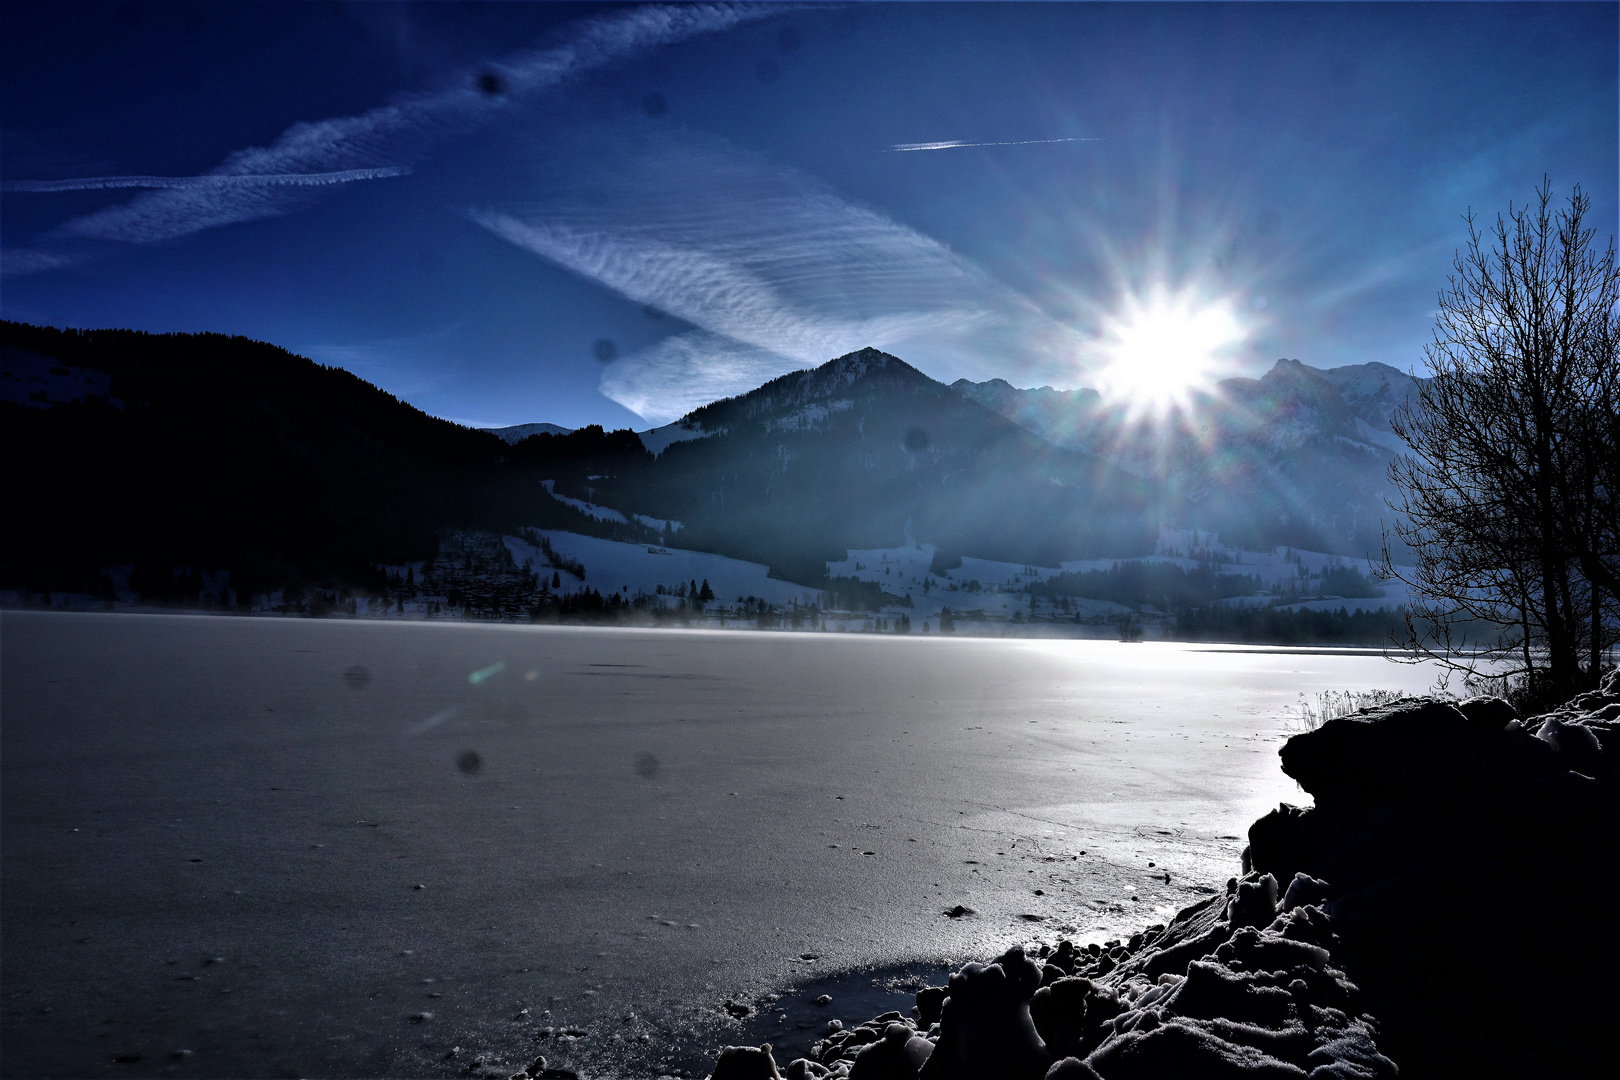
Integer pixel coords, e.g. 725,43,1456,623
1,612,1445,1078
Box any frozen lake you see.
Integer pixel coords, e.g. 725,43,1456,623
1,613,1445,1078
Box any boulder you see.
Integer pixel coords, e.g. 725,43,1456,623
913,986,946,1029
714,1043,783,1080
1226,873,1279,930
1028,977,1095,1061
847,1023,933,1080
1042,1058,1099,1080
917,946,1051,1080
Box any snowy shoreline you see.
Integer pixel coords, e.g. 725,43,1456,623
694,675,1620,1080
0,601,1413,653
2,525,1415,644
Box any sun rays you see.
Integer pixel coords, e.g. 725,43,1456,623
1092,286,1248,414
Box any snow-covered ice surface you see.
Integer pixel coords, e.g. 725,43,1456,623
0,613,1447,1079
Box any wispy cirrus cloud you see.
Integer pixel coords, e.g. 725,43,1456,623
597,331,795,423
3,3,773,276
474,210,999,368
473,128,1087,423
4,167,411,193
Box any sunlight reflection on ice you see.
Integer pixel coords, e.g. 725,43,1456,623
405,707,458,737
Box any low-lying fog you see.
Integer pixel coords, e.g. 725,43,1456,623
1,613,1446,1078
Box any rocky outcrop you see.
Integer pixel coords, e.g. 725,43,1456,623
1246,678,1620,1077
732,675,1620,1080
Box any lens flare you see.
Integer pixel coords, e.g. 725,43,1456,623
1094,288,1246,411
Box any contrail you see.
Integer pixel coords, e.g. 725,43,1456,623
887,137,1099,152
5,167,412,193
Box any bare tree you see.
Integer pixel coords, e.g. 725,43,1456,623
1380,181,1618,707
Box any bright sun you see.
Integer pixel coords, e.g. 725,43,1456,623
1094,289,1245,411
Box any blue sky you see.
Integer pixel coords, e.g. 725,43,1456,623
3,2,1614,429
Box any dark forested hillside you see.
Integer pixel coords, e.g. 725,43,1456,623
0,322,652,596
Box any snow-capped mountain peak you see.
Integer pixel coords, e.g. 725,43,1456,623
482,422,572,443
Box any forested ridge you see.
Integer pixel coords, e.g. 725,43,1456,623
0,321,655,596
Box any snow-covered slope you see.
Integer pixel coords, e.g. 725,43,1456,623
539,479,629,525
1315,361,1422,451
827,531,1413,617
827,544,1078,620
637,420,716,457
505,531,822,607
0,345,120,409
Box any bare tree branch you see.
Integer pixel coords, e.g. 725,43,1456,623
1379,181,1619,707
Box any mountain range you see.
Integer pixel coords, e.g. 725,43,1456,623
953,357,1422,555
564,348,1155,582
512,349,1421,572
1,320,1420,596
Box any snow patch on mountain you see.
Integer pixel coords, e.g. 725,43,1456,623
0,345,121,409
634,513,682,534
638,420,717,457
766,399,854,433
482,422,571,443
541,479,629,524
